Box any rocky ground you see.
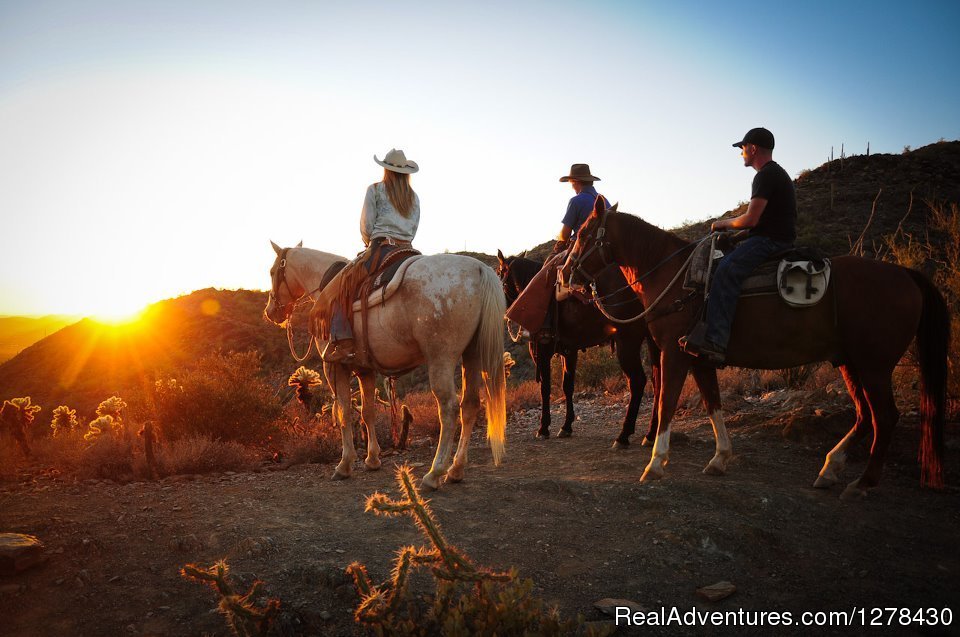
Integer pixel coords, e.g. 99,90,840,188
1,387,959,636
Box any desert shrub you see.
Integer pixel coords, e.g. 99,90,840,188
274,412,342,467
884,200,959,408
83,414,121,441
348,466,611,637
78,433,135,480
401,390,441,438
506,380,543,414
50,405,79,436
154,351,283,443
156,434,258,475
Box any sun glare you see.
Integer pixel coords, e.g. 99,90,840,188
91,303,148,326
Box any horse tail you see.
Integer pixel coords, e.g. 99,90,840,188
476,264,507,466
907,269,949,489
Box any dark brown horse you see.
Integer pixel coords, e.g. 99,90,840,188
497,251,656,445
561,197,949,497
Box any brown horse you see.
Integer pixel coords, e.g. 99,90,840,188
561,196,949,497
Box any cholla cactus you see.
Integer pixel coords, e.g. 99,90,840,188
503,351,517,378
349,465,511,625
287,366,322,404
1,397,41,456
83,415,118,442
96,396,127,421
50,405,78,436
181,559,280,637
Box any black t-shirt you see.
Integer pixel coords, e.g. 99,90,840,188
750,160,796,242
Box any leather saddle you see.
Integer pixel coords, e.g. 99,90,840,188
684,236,831,308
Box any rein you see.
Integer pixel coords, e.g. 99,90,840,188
563,212,712,324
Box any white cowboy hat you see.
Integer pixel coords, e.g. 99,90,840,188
374,148,419,174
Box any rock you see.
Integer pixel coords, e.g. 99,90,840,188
0,533,45,576
594,598,646,617
696,581,737,602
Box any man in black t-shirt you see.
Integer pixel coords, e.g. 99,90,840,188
681,127,796,364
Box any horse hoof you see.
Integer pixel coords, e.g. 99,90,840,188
611,440,629,450
535,431,550,440
365,459,381,471
421,474,440,492
640,468,663,482
557,429,572,439
332,470,351,481
840,481,868,501
447,466,465,483
813,475,837,489
641,436,655,447
702,461,726,476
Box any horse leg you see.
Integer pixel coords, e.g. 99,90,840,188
613,339,646,449
356,370,382,471
422,359,460,491
558,350,577,438
326,364,358,480
690,365,730,476
841,369,899,500
534,341,554,439
642,350,662,447
448,353,482,483
815,365,870,488
641,350,690,481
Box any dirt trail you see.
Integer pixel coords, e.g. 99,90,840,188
2,392,958,636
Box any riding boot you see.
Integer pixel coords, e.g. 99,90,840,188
322,338,356,363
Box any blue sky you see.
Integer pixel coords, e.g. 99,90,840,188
1,0,958,316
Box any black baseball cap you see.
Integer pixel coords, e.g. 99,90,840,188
732,127,775,150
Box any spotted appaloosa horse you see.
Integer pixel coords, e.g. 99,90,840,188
265,242,507,491
562,197,949,497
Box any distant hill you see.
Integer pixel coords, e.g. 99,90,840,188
0,315,80,364
2,140,956,418
0,289,292,418
675,140,960,257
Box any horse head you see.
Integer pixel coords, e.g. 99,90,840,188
497,249,543,305
560,197,617,292
264,240,304,325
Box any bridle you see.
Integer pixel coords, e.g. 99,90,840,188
562,210,707,325
269,247,327,362
269,248,302,320
561,211,612,288
496,259,527,343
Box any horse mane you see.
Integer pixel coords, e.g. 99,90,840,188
608,211,690,265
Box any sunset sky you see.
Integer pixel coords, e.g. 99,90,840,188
1,1,958,318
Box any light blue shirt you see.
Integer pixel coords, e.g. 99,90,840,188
360,182,420,246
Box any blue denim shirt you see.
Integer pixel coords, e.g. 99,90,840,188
561,185,602,237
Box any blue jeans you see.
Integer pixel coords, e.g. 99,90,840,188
705,235,793,349
330,304,353,341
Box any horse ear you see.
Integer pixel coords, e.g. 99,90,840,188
497,249,505,264
296,240,303,248
521,250,527,258
610,201,619,212
271,240,282,255
593,195,606,216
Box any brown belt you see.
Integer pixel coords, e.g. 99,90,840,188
374,237,413,248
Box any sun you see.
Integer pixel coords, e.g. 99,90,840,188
91,300,149,326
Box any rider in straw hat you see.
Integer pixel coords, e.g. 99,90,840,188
313,148,421,363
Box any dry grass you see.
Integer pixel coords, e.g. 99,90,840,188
155,435,258,475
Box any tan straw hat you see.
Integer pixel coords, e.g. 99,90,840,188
559,163,600,182
374,148,419,174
